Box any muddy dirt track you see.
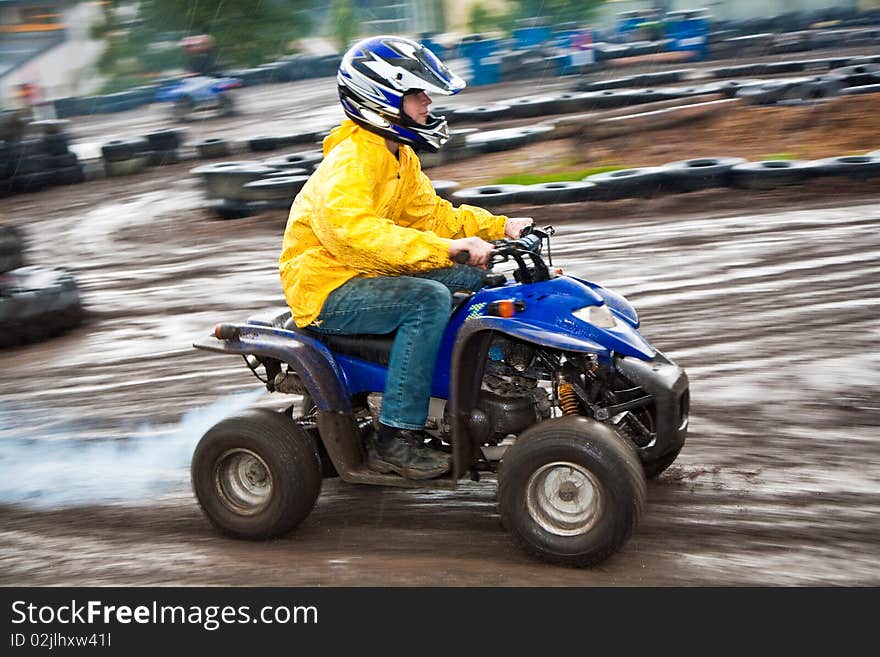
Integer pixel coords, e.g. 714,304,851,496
1,69,879,587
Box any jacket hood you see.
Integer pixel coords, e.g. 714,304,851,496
322,120,363,157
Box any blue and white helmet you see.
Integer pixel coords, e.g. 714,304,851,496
337,35,466,152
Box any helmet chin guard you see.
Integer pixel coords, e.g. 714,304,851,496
337,35,466,152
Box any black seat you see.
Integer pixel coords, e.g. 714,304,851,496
285,318,395,366
281,291,474,366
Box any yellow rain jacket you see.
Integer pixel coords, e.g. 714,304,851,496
279,120,509,328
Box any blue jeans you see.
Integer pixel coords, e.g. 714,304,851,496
308,265,485,429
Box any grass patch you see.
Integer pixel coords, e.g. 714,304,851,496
492,165,628,185
762,153,796,161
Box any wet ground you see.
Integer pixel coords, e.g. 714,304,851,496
1,70,879,586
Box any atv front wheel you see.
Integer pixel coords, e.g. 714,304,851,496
498,416,646,567
191,407,322,539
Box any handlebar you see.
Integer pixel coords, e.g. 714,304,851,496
450,226,555,283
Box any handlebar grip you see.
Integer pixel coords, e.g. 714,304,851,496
453,251,470,265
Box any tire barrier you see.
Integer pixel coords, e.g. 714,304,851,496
248,136,280,152
54,165,86,185
762,61,808,75
577,89,658,110
145,128,186,151
840,84,880,96
194,138,230,159
431,180,460,201
451,184,527,209
447,128,478,150
211,199,255,220
554,93,599,114
583,168,666,200
0,265,83,349
104,154,150,178
575,70,687,93
466,127,551,154
275,131,324,148
190,162,279,199
799,77,844,100
735,79,801,105
714,79,768,98
451,105,512,122
262,150,324,171
241,176,310,201
101,138,149,162
1,128,85,197
99,130,185,173
659,157,748,192
505,96,564,119
730,160,819,189
264,168,311,178
828,63,880,87
575,75,641,92
808,154,880,180
518,181,598,204
209,197,292,220
0,226,25,273
146,150,181,167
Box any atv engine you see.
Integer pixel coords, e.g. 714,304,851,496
365,373,550,449
468,374,551,444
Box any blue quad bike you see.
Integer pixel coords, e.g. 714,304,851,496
191,227,689,566
155,75,241,121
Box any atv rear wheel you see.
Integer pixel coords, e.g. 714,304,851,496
217,92,236,116
498,416,646,567
191,407,322,539
172,96,195,121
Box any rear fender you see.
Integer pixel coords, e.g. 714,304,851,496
193,324,350,412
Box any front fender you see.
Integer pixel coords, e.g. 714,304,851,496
447,317,610,479
464,316,610,355
193,324,350,412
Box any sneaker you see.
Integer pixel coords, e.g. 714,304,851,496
367,429,451,480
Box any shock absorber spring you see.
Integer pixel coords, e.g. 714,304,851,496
558,381,579,415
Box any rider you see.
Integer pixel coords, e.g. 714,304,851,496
279,35,532,480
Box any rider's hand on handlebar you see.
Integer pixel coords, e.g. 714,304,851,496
505,217,534,239
449,237,495,269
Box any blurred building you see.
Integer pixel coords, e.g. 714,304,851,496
597,0,864,24
357,1,873,34
355,0,512,34
0,0,104,105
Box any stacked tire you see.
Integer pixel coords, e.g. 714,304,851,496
1,122,85,197
0,226,24,273
102,128,186,177
0,227,83,349
191,156,314,219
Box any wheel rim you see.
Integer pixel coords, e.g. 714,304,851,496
214,448,273,515
525,461,604,536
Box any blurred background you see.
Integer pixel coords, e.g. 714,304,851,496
1,0,879,102
0,1,878,586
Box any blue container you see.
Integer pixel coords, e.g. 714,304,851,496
513,25,551,49
553,29,596,75
420,36,446,60
666,13,709,61
466,38,500,86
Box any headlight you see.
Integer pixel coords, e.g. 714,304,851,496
572,304,617,329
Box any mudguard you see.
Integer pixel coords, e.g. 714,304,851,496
193,324,351,412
